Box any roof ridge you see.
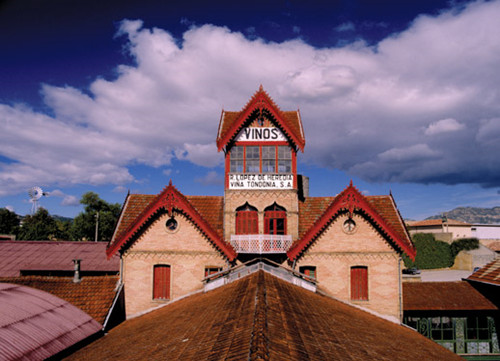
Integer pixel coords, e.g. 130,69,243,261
249,271,269,361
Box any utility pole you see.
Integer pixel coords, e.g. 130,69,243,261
95,211,99,242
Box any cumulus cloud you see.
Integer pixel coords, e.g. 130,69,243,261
425,118,465,135
49,189,80,206
1,0,500,197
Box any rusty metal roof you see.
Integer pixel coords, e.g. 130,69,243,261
0,240,119,277
0,283,101,360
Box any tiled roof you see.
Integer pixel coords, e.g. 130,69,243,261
293,186,415,260
107,183,235,260
0,241,119,277
0,275,119,325
216,87,305,151
407,219,470,227
467,258,500,286
403,281,497,311
66,271,461,361
0,283,101,361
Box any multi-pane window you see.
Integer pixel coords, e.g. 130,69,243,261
153,265,170,300
350,266,368,301
229,145,292,173
236,203,258,234
262,146,276,173
278,146,292,173
230,146,244,172
264,203,287,235
205,266,223,279
245,146,260,173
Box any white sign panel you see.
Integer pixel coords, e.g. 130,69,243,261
229,173,294,189
235,127,286,142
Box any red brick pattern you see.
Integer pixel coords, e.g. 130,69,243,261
66,271,462,361
0,275,119,324
403,281,497,311
467,258,500,286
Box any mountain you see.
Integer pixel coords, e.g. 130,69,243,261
425,206,500,224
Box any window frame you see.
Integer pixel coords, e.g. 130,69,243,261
264,203,287,235
236,203,259,235
299,266,317,280
229,144,293,174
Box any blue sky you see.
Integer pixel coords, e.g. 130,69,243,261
1,0,500,220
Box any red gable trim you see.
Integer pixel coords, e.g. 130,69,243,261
216,86,305,152
106,181,237,261
287,182,416,261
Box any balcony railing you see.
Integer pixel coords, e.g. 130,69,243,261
230,234,293,254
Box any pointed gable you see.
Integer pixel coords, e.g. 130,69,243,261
288,182,416,261
216,86,305,152
107,182,236,261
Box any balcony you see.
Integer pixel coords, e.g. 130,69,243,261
230,234,293,254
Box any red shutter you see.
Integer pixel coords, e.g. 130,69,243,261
236,210,258,234
154,265,170,300
351,266,368,300
264,211,287,235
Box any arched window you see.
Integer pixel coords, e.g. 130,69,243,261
351,266,368,301
264,203,287,235
153,264,171,300
236,203,258,234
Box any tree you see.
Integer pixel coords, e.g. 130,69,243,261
403,233,453,269
70,192,121,242
18,208,59,240
0,208,20,235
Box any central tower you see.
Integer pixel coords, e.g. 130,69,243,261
216,86,305,261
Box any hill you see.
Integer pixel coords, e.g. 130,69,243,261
426,206,500,224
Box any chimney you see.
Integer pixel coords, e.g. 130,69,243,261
73,259,81,283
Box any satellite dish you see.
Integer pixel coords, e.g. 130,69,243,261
28,186,47,214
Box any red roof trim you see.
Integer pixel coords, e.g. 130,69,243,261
106,181,237,261
216,87,305,152
287,182,416,261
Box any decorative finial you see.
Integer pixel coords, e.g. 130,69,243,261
259,84,264,91
169,179,173,186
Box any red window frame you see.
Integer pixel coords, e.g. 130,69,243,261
236,204,258,234
153,264,171,300
299,266,316,279
351,266,368,301
264,204,287,235
229,143,293,174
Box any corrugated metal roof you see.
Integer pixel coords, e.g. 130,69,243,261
0,241,119,277
0,283,101,360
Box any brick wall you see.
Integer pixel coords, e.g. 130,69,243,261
123,212,226,317
296,214,402,320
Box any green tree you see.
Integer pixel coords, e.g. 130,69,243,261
0,208,20,236
70,192,121,242
18,208,59,240
403,233,454,269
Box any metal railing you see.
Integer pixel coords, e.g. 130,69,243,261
230,234,293,254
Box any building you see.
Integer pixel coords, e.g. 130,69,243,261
406,218,472,242
107,87,416,321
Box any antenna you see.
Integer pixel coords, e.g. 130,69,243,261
28,186,47,214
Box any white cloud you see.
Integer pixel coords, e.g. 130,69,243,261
61,195,80,206
195,171,224,186
335,22,356,32
424,118,465,135
5,205,15,212
1,0,500,196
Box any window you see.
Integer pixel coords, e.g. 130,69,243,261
230,146,244,172
236,203,258,234
153,265,170,300
299,266,316,279
245,146,260,173
205,266,223,279
264,203,286,235
229,145,292,174
351,266,368,301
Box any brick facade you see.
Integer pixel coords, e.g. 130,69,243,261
123,212,226,317
296,214,402,320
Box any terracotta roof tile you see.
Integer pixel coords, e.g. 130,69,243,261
297,194,413,255
403,281,497,311
0,275,119,324
0,241,119,277
467,258,500,286
66,271,461,361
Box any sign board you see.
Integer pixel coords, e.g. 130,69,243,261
235,127,286,142
228,173,294,190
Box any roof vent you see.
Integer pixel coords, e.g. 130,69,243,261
73,259,81,283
